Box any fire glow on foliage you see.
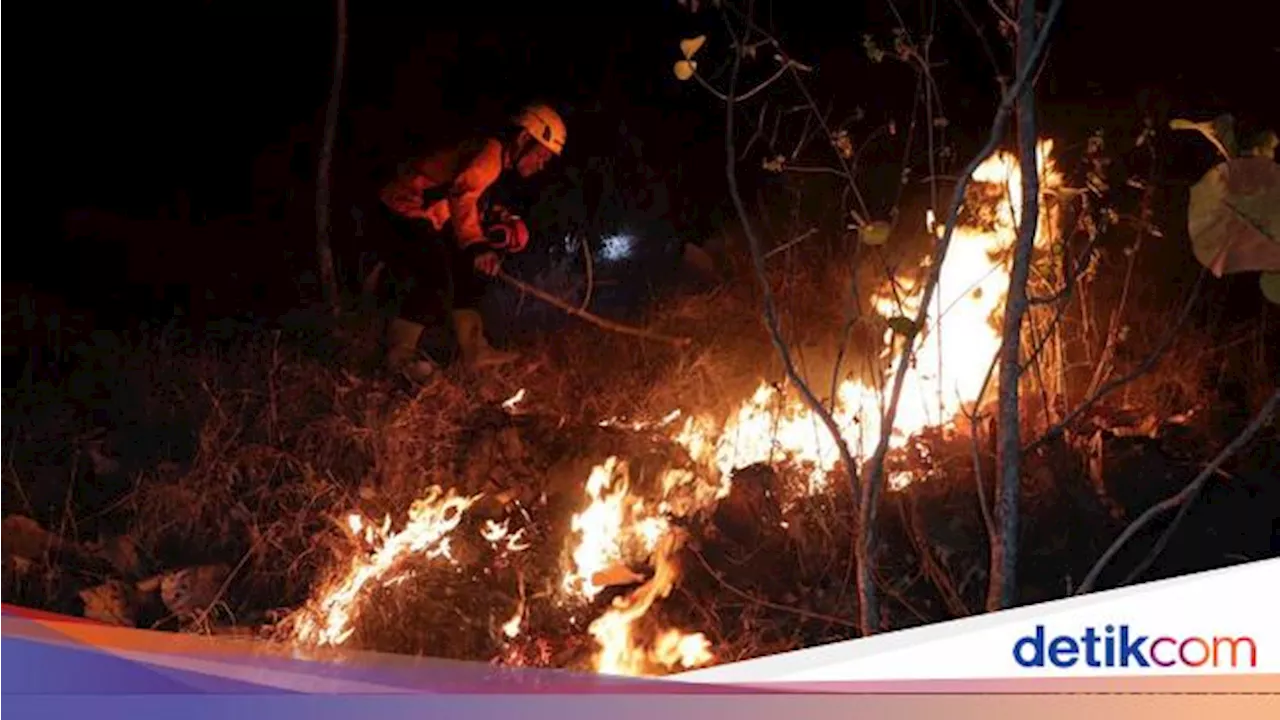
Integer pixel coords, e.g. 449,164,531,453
291,140,1062,677
665,139,1063,495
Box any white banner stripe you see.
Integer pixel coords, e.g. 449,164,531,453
671,559,1279,683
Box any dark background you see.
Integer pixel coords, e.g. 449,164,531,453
12,0,1277,331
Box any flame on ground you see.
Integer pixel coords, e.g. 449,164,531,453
292,487,480,647
664,139,1064,496
581,530,713,675
557,141,1062,674
294,140,1063,678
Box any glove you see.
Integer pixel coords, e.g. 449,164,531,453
484,216,530,254
473,251,502,277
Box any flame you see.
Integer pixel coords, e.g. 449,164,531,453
554,142,1061,676
585,531,712,675
559,458,718,675
292,487,480,647
562,457,675,601
295,140,1062,678
663,139,1062,495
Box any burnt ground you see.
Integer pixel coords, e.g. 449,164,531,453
3,258,1277,673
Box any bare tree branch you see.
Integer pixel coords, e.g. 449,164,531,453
315,0,347,317
496,272,692,346
716,8,870,633
861,0,1063,627
1025,269,1207,453
987,0,1042,612
1075,389,1280,595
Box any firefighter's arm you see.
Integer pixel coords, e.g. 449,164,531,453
381,182,432,219
447,140,505,249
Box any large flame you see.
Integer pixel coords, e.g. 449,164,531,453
558,141,1060,674
665,139,1063,495
294,140,1061,678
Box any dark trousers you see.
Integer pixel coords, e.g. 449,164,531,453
371,205,490,364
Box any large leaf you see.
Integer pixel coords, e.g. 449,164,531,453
1261,272,1280,305
1187,157,1280,276
1171,115,1238,160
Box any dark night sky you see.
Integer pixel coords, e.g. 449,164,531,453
14,0,1276,320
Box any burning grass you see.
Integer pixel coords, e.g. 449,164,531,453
4,142,1278,676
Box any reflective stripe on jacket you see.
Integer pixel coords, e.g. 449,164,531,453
379,137,506,250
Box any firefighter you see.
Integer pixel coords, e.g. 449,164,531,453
375,103,566,381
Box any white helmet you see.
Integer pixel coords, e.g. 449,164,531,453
513,103,566,155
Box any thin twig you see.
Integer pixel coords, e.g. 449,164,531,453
690,547,859,628
719,6,868,632
988,0,1017,29
693,58,793,103
961,361,999,548
5,437,36,517
1026,269,1207,453
194,538,262,628
578,237,595,312
763,227,819,259
722,4,873,226
901,495,971,617
1075,389,1280,594
496,272,691,346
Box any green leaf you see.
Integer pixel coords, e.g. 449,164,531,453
1261,272,1280,305
1187,157,1280,276
859,221,891,246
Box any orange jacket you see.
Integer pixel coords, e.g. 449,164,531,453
379,136,507,250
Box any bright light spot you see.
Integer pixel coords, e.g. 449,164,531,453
503,603,524,638
601,235,634,261
502,388,526,412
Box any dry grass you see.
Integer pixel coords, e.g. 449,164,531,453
3,234,1277,667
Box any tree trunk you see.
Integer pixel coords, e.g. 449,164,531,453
316,0,347,316
988,0,1041,612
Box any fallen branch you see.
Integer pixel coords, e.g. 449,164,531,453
1074,388,1280,595
496,271,692,347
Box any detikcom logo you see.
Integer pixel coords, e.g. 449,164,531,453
1013,625,1258,669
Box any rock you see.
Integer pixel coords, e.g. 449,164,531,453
79,580,137,626
159,564,231,618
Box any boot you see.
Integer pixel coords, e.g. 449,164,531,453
385,317,437,382
452,309,518,369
